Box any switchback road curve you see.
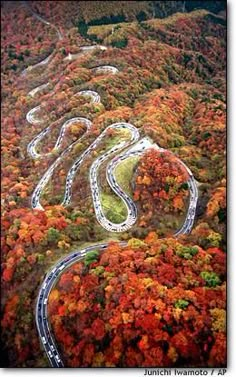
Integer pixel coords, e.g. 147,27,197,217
22,2,198,368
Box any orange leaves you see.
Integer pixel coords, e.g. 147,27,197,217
1,294,19,327
207,198,220,218
49,289,59,303
159,189,169,200
9,201,17,207
3,255,17,282
95,106,133,128
6,256,15,268
77,300,87,313
14,215,46,245
133,190,140,201
1,205,74,285
9,182,29,196
173,195,184,211
47,236,226,368
140,175,151,186
69,123,83,136
58,305,67,316
121,312,134,324
75,217,88,225
48,290,60,316
208,332,226,367
18,228,31,243
26,254,37,265
19,191,28,199
32,230,45,244
135,148,189,220
3,267,15,282
46,216,68,230
206,187,226,218
133,87,190,148
138,335,149,351
73,275,80,284
68,302,77,313
15,246,25,258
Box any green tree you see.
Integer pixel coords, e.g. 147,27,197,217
46,227,60,244
200,271,221,287
111,38,128,49
77,20,88,37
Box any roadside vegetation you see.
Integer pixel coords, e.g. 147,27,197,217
114,156,139,196
1,1,226,367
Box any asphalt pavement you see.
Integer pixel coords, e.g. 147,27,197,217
23,3,198,367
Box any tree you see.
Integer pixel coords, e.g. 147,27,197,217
77,20,88,37
111,38,128,49
46,227,60,244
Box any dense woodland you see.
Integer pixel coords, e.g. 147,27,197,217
49,237,226,367
1,0,226,367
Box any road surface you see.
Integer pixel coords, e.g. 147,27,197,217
36,241,127,367
22,3,198,367
21,0,63,40
26,78,198,370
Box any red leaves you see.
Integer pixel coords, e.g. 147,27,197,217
135,314,159,333
91,318,105,340
1,4,226,368
206,247,226,276
135,148,189,226
170,331,200,361
138,335,149,351
26,254,37,265
1,206,76,285
143,346,164,367
18,345,30,363
46,216,68,230
31,230,44,244
145,232,158,245
47,237,226,367
81,343,95,365
58,272,74,291
125,347,143,367
1,295,19,328
208,332,226,367
2,267,15,282
58,305,67,317
55,327,74,347
156,263,177,286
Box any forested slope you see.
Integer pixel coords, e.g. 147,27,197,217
1,1,226,367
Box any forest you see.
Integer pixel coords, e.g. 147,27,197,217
1,0,226,368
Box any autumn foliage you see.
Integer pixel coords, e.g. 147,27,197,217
48,238,226,367
135,148,189,213
1,0,226,368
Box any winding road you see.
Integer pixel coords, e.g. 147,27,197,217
28,83,50,98
22,2,199,368
36,242,127,367
22,0,63,40
27,101,198,233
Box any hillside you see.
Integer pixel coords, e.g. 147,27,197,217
1,0,226,368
